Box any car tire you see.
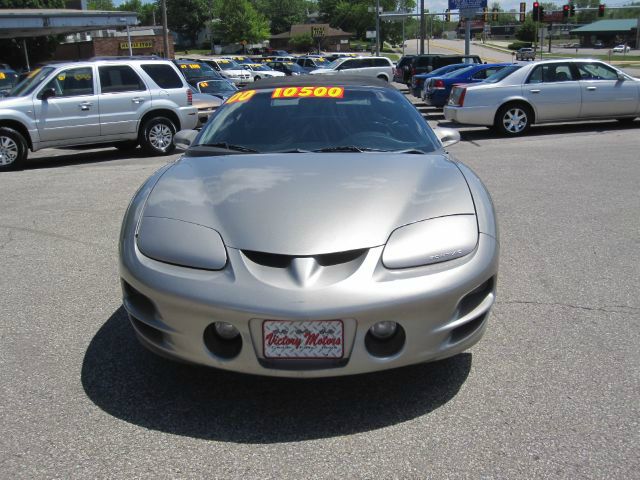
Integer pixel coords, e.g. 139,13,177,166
495,103,533,136
0,127,28,171
377,74,388,82
139,117,176,156
114,140,138,152
616,117,637,124
254,75,261,80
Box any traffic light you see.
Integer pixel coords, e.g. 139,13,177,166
598,4,605,16
520,2,526,22
570,3,575,16
445,8,450,22
563,4,569,17
492,8,499,21
483,7,488,21
539,4,545,20
533,2,539,20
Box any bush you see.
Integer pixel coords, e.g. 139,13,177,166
507,41,532,50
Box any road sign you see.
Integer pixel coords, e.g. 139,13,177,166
311,26,325,37
366,30,377,39
448,0,488,10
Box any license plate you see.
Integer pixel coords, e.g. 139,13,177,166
263,320,344,359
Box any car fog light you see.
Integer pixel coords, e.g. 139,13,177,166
214,322,240,339
369,321,398,339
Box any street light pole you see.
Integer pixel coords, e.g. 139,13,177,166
161,0,170,58
126,24,133,56
419,0,425,54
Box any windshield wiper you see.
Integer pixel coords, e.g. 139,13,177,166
200,142,258,153
312,146,388,153
392,148,427,154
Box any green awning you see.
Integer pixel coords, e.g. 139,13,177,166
571,19,637,34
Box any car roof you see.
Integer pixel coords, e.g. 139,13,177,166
251,75,393,89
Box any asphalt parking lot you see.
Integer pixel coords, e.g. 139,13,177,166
1,95,639,478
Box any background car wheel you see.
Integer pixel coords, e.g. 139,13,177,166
114,140,138,152
140,117,176,155
254,75,261,80
495,103,533,136
377,75,388,81
0,127,28,171
616,117,637,124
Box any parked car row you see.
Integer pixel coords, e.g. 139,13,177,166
394,54,482,86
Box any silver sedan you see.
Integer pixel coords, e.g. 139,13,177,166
444,59,640,135
119,77,499,377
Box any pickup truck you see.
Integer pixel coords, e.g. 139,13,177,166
515,48,536,61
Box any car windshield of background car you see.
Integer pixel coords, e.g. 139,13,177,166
218,60,241,70
199,80,237,94
0,72,17,89
9,66,56,97
180,63,217,79
197,87,440,154
442,66,474,77
483,65,522,84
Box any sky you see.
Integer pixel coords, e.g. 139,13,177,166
418,0,636,17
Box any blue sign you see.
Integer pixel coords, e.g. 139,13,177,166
448,0,487,9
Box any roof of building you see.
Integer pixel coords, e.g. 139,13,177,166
271,23,353,40
571,19,638,34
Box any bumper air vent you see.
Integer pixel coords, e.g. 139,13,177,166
243,248,367,269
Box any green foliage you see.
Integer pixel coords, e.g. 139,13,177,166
508,41,532,50
214,0,270,44
166,0,211,46
0,0,65,6
86,0,114,9
118,0,157,25
289,33,314,51
516,18,536,42
254,0,309,35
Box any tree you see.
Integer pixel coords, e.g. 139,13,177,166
86,0,115,9
214,0,270,44
290,33,314,51
166,0,211,47
254,0,309,35
118,0,156,26
516,17,536,42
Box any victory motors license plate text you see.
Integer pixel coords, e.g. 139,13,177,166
263,320,344,359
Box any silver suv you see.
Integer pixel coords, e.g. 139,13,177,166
0,58,198,170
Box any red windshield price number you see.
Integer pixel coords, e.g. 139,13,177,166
272,86,344,99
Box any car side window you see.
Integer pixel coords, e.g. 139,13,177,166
141,64,183,89
577,63,618,80
99,65,146,93
373,58,389,67
43,67,94,97
527,64,575,83
472,69,488,79
340,60,354,70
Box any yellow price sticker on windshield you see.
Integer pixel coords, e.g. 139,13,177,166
272,86,344,99
180,64,187,68
73,73,91,81
199,81,209,88
226,90,256,104
57,74,66,81
0,73,6,80
189,64,201,69
219,60,230,64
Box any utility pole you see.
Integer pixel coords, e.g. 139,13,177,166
376,0,381,55
419,0,425,54
161,0,170,58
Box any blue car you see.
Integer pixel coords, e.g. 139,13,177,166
410,63,470,98
423,63,512,108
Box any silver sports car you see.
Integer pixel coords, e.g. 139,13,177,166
119,77,499,377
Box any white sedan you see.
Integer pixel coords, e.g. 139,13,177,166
444,59,639,135
612,45,631,53
241,63,286,81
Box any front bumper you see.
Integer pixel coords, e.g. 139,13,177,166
120,225,499,377
443,105,496,126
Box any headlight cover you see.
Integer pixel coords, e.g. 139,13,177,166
137,216,227,270
382,215,478,269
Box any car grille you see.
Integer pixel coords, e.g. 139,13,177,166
242,249,367,268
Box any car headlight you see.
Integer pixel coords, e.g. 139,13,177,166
382,215,478,269
137,216,227,270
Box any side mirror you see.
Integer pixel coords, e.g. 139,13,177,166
40,88,56,101
434,127,460,148
617,72,626,81
174,129,198,151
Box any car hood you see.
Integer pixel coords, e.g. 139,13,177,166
143,153,475,255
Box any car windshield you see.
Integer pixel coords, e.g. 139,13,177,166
196,86,440,153
442,66,474,78
8,66,56,97
218,60,241,70
179,63,218,79
483,65,522,83
252,65,272,71
198,80,237,94
429,64,465,76
325,59,344,69
0,71,17,89
285,63,305,73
